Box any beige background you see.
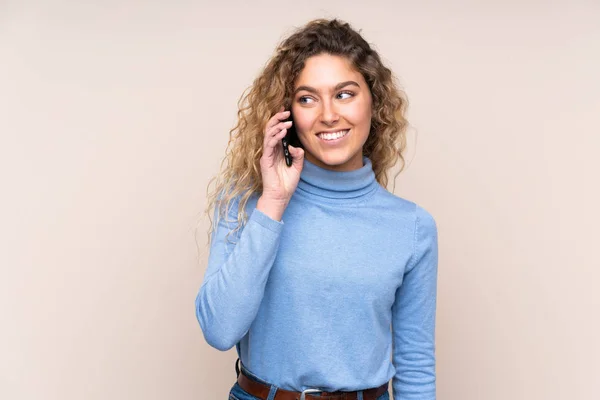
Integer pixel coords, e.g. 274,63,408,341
1,1,599,399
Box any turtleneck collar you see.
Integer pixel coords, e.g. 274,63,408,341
296,155,379,201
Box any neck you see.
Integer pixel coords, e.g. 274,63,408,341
296,155,379,202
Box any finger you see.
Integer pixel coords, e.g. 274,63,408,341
266,120,293,137
263,119,292,151
264,128,287,159
266,128,288,149
266,111,290,131
265,110,291,130
288,145,304,166
264,123,289,150
263,126,290,151
264,130,287,160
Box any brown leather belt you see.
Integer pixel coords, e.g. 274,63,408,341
237,369,389,400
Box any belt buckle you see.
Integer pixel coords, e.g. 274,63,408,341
300,388,323,400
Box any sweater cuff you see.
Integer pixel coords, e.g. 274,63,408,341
249,208,284,234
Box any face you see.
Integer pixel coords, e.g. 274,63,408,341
291,53,373,172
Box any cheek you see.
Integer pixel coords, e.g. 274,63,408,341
292,111,315,136
346,100,372,126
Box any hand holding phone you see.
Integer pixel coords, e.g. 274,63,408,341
257,108,305,220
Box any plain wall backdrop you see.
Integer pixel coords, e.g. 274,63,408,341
1,1,599,399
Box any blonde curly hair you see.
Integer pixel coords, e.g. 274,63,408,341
203,18,409,245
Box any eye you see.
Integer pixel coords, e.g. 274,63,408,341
337,91,354,100
298,96,315,104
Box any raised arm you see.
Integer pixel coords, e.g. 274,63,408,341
195,107,305,350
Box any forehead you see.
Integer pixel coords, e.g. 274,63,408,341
294,54,365,88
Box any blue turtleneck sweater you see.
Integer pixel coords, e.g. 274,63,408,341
196,156,438,400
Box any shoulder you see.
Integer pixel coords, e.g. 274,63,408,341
373,186,418,214
375,188,437,232
414,204,437,238
373,188,438,247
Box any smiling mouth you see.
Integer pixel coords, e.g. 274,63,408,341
316,129,350,141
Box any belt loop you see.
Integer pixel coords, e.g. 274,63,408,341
266,385,278,400
235,357,240,378
357,390,363,400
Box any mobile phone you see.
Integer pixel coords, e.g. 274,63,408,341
281,110,299,167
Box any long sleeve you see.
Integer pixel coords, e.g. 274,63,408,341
391,205,439,399
195,197,284,351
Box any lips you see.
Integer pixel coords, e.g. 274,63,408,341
316,129,350,141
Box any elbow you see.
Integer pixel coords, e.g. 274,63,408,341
198,313,238,351
201,328,238,351
195,292,239,351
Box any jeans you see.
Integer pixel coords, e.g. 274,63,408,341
228,360,390,400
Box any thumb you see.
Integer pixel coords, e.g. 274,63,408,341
288,145,304,167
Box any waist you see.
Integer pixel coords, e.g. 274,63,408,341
237,364,389,400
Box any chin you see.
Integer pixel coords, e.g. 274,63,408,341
318,155,351,166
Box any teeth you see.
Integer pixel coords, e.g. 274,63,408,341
317,130,349,140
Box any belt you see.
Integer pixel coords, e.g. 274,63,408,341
237,368,389,400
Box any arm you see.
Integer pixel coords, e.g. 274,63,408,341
391,205,439,399
195,196,284,351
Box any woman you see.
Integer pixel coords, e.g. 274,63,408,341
196,18,438,400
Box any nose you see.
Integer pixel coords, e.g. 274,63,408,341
320,100,339,126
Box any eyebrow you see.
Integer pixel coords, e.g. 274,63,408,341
294,80,360,95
